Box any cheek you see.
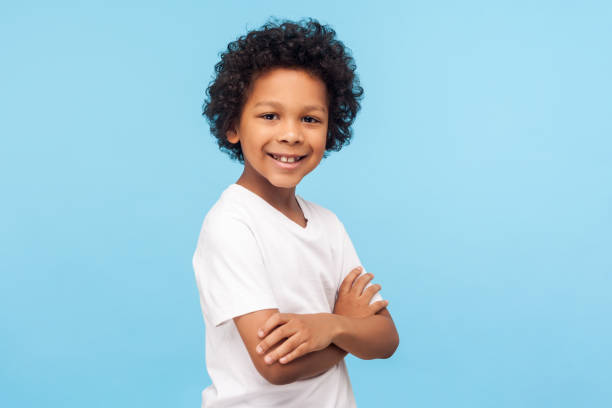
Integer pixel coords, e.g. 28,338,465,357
239,133,263,153
315,132,328,152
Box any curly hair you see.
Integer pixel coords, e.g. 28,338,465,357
202,18,364,163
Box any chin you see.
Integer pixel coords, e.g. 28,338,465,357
267,175,302,189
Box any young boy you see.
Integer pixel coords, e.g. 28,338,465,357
192,18,399,407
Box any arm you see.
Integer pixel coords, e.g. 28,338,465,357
333,307,399,360
234,309,347,385
256,268,399,366
330,267,399,359
240,267,396,385
256,308,398,367
256,268,399,364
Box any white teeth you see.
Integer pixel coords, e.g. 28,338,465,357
270,153,302,163
271,154,302,163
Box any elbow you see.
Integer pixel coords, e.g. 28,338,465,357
352,329,400,360
389,332,400,358
265,372,287,386
261,366,293,386
251,353,295,385
381,331,400,359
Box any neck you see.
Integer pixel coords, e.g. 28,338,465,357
235,166,297,212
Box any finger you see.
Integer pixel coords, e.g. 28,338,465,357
264,334,304,365
352,272,374,295
369,300,389,315
279,342,312,364
257,323,293,356
258,312,289,338
362,283,382,300
339,267,362,294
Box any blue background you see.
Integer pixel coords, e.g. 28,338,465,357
1,1,611,407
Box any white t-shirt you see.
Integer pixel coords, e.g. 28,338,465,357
192,183,383,408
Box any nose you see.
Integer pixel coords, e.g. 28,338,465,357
278,119,303,144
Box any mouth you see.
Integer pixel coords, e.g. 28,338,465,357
267,153,307,163
267,153,307,169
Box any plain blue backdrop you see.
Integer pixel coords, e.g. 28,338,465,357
1,1,611,407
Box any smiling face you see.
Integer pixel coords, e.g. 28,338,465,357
226,67,329,195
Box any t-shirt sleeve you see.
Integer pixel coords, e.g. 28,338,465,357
338,218,384,305
193,214,279,327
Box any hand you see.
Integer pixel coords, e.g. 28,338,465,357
333,266,388,318
255,313,338,365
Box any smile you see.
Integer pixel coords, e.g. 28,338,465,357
267,153,307,168
268,153,306,163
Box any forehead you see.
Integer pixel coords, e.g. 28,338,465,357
245,67,328,108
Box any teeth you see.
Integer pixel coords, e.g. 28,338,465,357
272,154,301,163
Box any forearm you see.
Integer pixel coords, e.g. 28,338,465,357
333,313,399,360
270,343,347,385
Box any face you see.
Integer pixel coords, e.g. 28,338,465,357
226,67,329,192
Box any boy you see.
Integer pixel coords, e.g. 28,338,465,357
193,18,399,407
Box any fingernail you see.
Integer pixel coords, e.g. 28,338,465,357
256,345,262,354
265,355,272,364
280,357,287,363
258,329,264,337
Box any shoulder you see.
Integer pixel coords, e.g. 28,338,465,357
196,187,258,248
192,189,266,276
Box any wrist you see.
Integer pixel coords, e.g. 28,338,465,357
329,313,349,343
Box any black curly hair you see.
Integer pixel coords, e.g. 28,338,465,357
202,17,364,163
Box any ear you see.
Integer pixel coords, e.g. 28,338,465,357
226,128,239,144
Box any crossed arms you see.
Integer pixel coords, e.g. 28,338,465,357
233,267,400,385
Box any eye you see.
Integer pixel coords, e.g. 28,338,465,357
302,116,320,123
260,113,278,120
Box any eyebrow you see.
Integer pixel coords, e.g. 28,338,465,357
253,100,327,113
